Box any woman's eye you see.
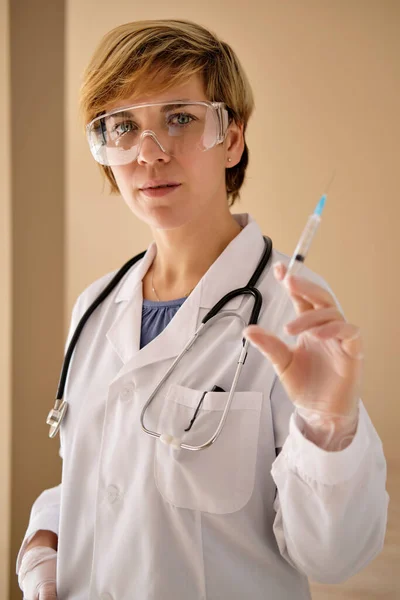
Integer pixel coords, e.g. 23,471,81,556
112,121,135,136
168,113,195,126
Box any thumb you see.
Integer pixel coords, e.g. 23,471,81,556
243,325,293,378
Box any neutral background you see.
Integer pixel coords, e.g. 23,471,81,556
2,0,399,598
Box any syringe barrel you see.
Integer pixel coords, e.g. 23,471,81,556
289,214,321,267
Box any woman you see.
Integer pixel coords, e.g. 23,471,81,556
17,19,388,600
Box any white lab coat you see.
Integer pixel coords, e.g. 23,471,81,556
17,214,389,600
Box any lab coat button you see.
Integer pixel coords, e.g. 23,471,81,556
120,383,135,400
106,485,121,504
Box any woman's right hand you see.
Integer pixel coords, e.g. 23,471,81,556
18,546,57,599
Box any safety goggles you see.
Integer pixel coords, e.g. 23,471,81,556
86,100,230,166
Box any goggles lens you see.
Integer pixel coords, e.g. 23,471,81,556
86,101,228,166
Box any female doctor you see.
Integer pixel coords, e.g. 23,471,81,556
17,19,388,600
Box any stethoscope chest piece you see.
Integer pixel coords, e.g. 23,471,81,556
47,400,68,438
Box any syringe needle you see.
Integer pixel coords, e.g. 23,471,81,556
324,169,336,195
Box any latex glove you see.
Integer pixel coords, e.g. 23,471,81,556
18,546,57,600
243,262,363,450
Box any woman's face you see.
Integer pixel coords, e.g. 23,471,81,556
106,74,244,231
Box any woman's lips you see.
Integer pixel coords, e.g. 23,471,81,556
139,184,181,198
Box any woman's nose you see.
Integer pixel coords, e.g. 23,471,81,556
136,130,171,165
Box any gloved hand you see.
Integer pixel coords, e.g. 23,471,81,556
244,262,363,451
18,546,57,599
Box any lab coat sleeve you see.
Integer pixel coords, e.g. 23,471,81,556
270,396,389,584
16,292,85,574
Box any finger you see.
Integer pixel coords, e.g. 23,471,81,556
273,262,287,281
243,325,293,378
288,293,314,315
285,307,344,336
311,322,364,359
284,273,337,310
274,262,316,314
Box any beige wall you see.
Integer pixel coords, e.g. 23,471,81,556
0,0,11,596
7,1,66,599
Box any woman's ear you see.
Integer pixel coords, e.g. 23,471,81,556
225,121,245,167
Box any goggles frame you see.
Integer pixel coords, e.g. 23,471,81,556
86,100,230,166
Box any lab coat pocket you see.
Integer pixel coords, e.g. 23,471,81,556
154,384,263,514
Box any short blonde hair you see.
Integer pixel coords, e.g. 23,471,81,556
80,19,255,205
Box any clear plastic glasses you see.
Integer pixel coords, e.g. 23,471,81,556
86,100,230,166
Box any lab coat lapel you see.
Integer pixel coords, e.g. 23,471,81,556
198,214,267,310
105,241,202,373
105,244,155,366
107,282,201,378
106,214,269,377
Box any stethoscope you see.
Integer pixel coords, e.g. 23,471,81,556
47,236,273,451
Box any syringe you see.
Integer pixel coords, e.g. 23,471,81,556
285,193,326,277
268,192,328,339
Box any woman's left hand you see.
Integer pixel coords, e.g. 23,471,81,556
243,262,364,418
